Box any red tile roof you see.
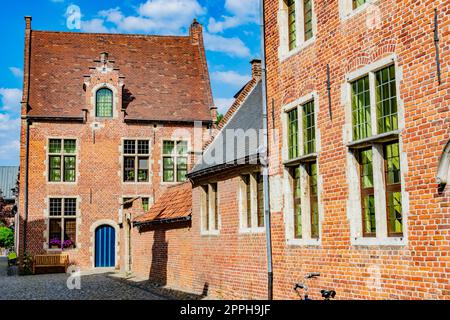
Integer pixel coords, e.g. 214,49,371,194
26,25,213,122
133,182,192,225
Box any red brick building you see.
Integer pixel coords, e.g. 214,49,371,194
129,61,267,299
17,17,215,271
264,0,450,299
130,0,450,300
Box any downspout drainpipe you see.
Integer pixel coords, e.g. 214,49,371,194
260,0,273,300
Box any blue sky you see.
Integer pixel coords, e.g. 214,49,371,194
0,0,261,166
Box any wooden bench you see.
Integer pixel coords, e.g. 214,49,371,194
33,254,69,274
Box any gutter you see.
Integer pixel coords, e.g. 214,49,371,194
124,118,213,126
260,0,274,301
133,215,192,228
24,115,85,122
187,154,261,180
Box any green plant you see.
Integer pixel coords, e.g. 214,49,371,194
0,226,14,248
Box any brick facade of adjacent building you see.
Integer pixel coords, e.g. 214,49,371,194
264,0,450,299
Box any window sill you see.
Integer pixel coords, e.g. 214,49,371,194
200,230,220,237
47,181,77,185
346,130,400,149
279,36,316,62
283,153,318,167
287,237,321,247
351,236,407,247
122,181,152,185
341,1,373,22
239,227,265,235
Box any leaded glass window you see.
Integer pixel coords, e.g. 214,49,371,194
303,101,315,155
351,76,371,140
162,140,188,182
287,0,296,50
307,162,319,238
293,166,302,239
359,148,376,237
376,65,398,134
48,197,77,250
288,108,299,159
123,140,149,183
384,142,402,236
96,88,113,118
48,139,76,182
352,0,366,9
303,0,313,41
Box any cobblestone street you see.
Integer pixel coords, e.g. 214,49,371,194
0,257,168,300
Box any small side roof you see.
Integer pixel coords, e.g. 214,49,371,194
133,182,192,228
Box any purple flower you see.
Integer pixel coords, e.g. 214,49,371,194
63,239,74,248
49,238,61,247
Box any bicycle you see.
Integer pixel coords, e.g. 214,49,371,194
294,273,336,300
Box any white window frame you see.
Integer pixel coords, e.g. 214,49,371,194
278,0,317,61
45,196,81,252
46,137,78,184
339,0,374,21
281,92,323,245
121,138,151,184
344,55,409,246
200,183,220,236
239,173,265,234
161,139,189,184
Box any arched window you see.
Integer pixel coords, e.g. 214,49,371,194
96,88,113,117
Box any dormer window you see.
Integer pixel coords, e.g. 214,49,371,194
96,88,113,118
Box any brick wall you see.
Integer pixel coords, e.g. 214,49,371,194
265,0,450,300
18,115,208,269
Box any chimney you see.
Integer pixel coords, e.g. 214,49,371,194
250,59,262,79
210,106,218,124
190,19,203,45
25,16,32,30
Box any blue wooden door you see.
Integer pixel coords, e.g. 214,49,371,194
95,225,115,267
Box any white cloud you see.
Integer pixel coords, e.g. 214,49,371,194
81,0,206,35
77,1,251,57
211,71,251,86
214,97,235,115
9,67,23,78
0,88,22,112
204,33,250,57
80,18,112,33
208,0,259,33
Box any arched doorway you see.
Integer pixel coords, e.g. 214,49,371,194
95,225,116,267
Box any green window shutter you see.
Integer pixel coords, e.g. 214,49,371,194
288,108,299,159
96,88,113,117
376,65,398,134
302,101,315,155
142,198,149,212
351,76,371,141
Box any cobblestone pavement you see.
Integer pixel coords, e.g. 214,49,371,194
0,256,168,300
